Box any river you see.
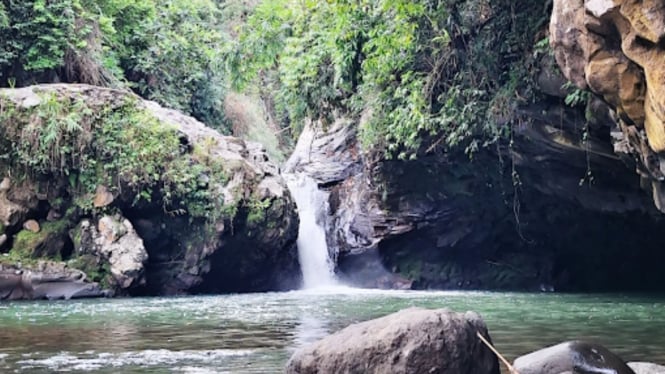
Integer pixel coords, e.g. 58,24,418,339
0,290,664,373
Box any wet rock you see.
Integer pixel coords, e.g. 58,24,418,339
629,362,665,374
286,307,499,374
513,341,635,374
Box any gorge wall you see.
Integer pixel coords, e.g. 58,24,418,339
286,0,665,292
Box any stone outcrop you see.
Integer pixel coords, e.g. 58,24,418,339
72,216,148,292
285,307,499,374
0,262,106,300
550,0,665,212
0,84,300,296
286,98,665,291
513,341,635,374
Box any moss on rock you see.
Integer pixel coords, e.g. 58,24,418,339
0,86,232,223
11,220,70,259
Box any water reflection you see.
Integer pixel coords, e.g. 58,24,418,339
292,315,331,351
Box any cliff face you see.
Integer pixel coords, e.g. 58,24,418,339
285,0,665,291
285,101,665,292
0,84,300,299
550,0,665,211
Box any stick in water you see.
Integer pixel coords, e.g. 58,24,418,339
476,331,520,374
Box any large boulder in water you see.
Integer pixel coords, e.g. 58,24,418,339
513,341,635,374
0,84,300,296
285,307,499,374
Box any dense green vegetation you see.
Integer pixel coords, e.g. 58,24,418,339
232,0,551,158
1,0,550,157
0,91,229,222
0,0,229,130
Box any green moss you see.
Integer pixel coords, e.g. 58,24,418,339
11,229,44,259
10,220,70,260
0,222,5,235
0,90,236,223
67,254,112,289
246,197,271,226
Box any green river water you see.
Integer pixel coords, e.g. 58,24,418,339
0,289,664,373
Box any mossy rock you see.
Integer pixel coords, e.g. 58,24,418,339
67,254,111,288
10,220,70,260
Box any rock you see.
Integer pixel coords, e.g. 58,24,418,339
0,262,105,300
513,341,635,374
11,220,69,259
0,234,6,248
46,209,61,222
0,178,10,192
286,106,662,291
629,362,665,374
32,281,105,300
93,185,114,208
285,307,499,374
550,0,665,213
74,216,148,291
23,219,40,233
0,84,301,295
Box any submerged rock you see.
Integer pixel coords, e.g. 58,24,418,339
285,307,499,374
513,341,635,374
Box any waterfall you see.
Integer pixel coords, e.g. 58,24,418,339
284,173,338,289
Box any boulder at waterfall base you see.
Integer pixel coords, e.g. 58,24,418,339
285,307,499,374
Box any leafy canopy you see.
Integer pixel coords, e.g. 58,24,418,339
231,0,548,158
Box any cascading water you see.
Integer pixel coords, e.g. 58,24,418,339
284,173,338,289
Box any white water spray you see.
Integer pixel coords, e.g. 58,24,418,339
285,173,338,289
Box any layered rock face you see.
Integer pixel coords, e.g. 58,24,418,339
284,1,665,292
550,0,665,211
287,104,665,291
0,84,300,298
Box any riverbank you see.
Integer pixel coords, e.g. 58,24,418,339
0,290,663,372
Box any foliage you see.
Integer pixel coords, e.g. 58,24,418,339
0,0,231,132
0,92,231,222
562,82,591,107
246,197,271,226
232,0,550,157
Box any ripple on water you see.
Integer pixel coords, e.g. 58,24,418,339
17,349,254,372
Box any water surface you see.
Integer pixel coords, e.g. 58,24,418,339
1,290,664,373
